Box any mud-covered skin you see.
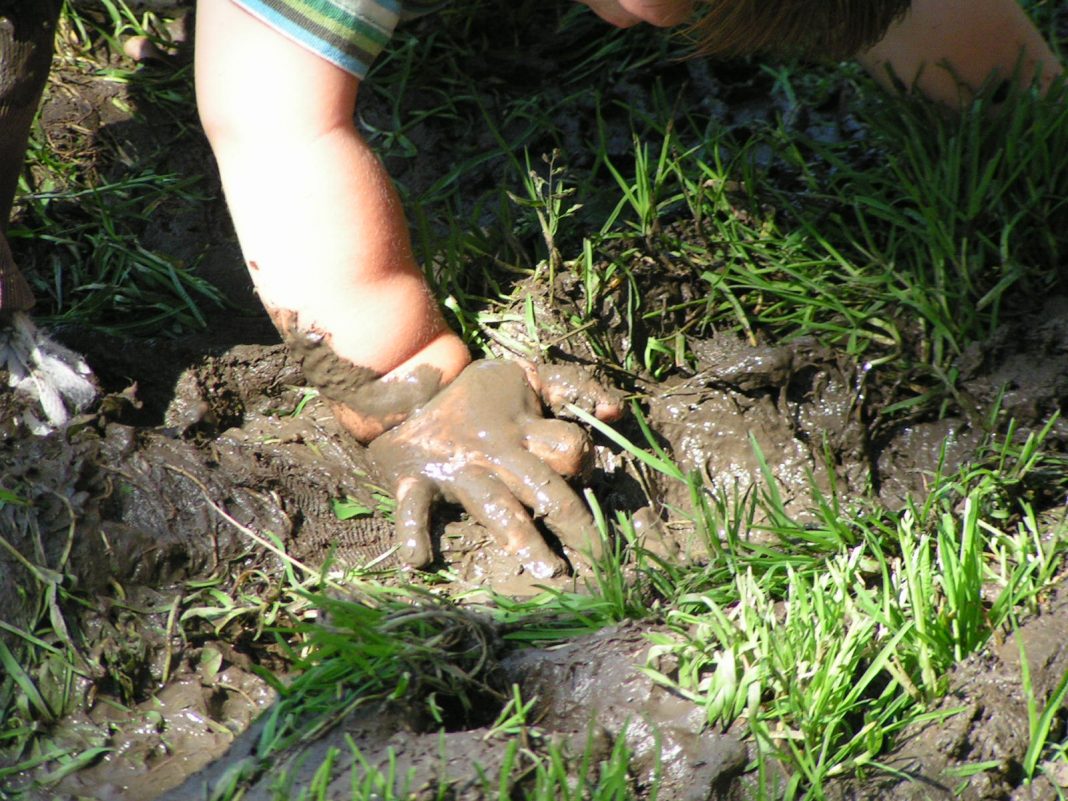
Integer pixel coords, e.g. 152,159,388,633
529,361,627,421
269,307,444,439
369,359,617,578
267,305,624,576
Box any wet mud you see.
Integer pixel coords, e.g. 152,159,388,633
4,284,1067,800
155,620,746,801
46,660,276,801
3,3,1068,799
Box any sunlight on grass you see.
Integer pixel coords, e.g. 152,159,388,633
9,0,222,335
7,1,1068,799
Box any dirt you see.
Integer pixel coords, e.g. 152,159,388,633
2,2,1068,800
153,620,747,801
4,267,1067,801
39,658,275,801
831,582,1068,801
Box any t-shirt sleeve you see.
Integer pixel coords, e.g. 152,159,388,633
230,0,401,79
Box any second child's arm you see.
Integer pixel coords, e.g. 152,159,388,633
858,0,1062,105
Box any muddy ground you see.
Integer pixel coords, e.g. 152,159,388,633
2,2,1068,800
3,310,1067,800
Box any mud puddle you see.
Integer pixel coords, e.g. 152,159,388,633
3,2,1068,799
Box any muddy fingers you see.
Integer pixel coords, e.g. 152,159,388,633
490,446,603,562
368,359,617,578
394,476,438,567
522,417,593,479
531,362,626,422
443,470,568,578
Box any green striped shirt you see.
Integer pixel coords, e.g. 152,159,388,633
232,0,401,78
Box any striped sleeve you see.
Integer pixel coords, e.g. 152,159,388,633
231,0,401,79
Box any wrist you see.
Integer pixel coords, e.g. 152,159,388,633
327,330,471,442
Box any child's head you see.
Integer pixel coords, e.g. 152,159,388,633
688,0,913,60
579,0,913,60
577,0,695,28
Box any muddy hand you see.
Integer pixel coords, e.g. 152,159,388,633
369,360,622,578
525,361,626,423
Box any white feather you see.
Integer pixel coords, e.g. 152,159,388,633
1,312,97,431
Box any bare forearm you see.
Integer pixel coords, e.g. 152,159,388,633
195,0,470,441
859,0,1063,105
208,121,463,375
211,130,471,439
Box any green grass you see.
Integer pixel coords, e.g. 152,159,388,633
6,1,1068,799
9,0,223,335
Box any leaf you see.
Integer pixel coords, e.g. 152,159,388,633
331,497,373,521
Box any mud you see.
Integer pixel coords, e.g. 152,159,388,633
5,288,1066,800
599,297,1068,543
642,331,865,527
270,307,445,440
2,1,1068,799
49,657,276,801
155,620,747,801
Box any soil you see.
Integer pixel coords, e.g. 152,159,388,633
152,620,748,801
2,3,1068,800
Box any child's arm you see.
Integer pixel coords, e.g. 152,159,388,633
858,0,1062,105
195,0,471,442
195,1,617,573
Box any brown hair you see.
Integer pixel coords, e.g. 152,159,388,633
685,0,913,60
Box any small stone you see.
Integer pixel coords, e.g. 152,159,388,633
123,35,165,62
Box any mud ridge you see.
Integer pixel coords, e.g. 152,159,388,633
157,620,747,801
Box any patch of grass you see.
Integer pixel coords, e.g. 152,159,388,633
586,408,1068,798
566,383,1068,796
235,400,1064,801
410,45,1067,408
10,0,222,335
13,171,225,334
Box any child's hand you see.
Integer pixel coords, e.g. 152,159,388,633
368,360,623,578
